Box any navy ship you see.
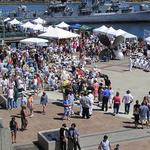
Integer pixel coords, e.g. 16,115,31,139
44,0,150,24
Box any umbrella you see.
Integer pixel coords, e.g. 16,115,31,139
69,24,81,29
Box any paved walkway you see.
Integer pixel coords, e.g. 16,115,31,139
1,57,150,150
82,128,150,150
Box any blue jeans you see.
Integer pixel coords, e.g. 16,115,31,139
13,101,18,108
7,98,13,109
125,103,130,114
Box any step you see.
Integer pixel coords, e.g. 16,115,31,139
13,143,40,150
38,128,150,150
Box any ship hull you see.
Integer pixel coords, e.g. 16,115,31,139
45,10,150,24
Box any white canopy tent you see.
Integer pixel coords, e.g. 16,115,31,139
46,26,54,32
22,21,35,29
33,17,46,24
9,18,22,25
39,27,80,39
145,37,150,44
4,17,11,22
43,27,48,32
106,27,117,36
56,21,70,28
20,38,48,45
33,24,44,31
115,29,127,37
93,25,108,34
123,32,137,40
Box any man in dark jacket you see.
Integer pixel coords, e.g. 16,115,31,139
59,123,68,150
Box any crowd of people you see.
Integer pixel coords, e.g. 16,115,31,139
0,23,149,149
129,44,150,72
130,55,150,72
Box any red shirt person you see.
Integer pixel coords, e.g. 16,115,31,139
112,92,121,115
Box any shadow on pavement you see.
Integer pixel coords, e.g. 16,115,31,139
53,117,63,120
71,115,83,119
104,112,114,116
10,114,21,118
57,113,64,116
52,102,63,107
34,110,42,114
123,121,134,124
123,125,136,129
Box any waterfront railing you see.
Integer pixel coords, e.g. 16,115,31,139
0,31,26,38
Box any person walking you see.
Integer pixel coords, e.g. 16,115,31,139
122,90,133,114
7,86,14,110
9,117,18,144
20,106,28,131
133,100,140,128
98,135,112,150
88,90,94,116
129,56,133,71
93,79,99,101
98,83,103,106
20,93,27,107
63,97,71,120
27,94,34,117
80,92,91,119
68,123,81,150
59,123,68,150
102,87,110,112
67,90,75,116
139,100,149,129
40,91,48,114
108,87,114,109
112,92,121,116
13,86,18,108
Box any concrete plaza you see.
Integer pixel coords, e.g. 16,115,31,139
1,57,150,150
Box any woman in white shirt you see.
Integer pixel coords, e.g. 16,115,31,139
7,87,14,110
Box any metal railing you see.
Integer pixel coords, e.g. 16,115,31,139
0,31,26,38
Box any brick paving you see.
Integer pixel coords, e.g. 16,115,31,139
89,139,150,150
117,139,150,150
1,58,150,149
0,103,129,144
